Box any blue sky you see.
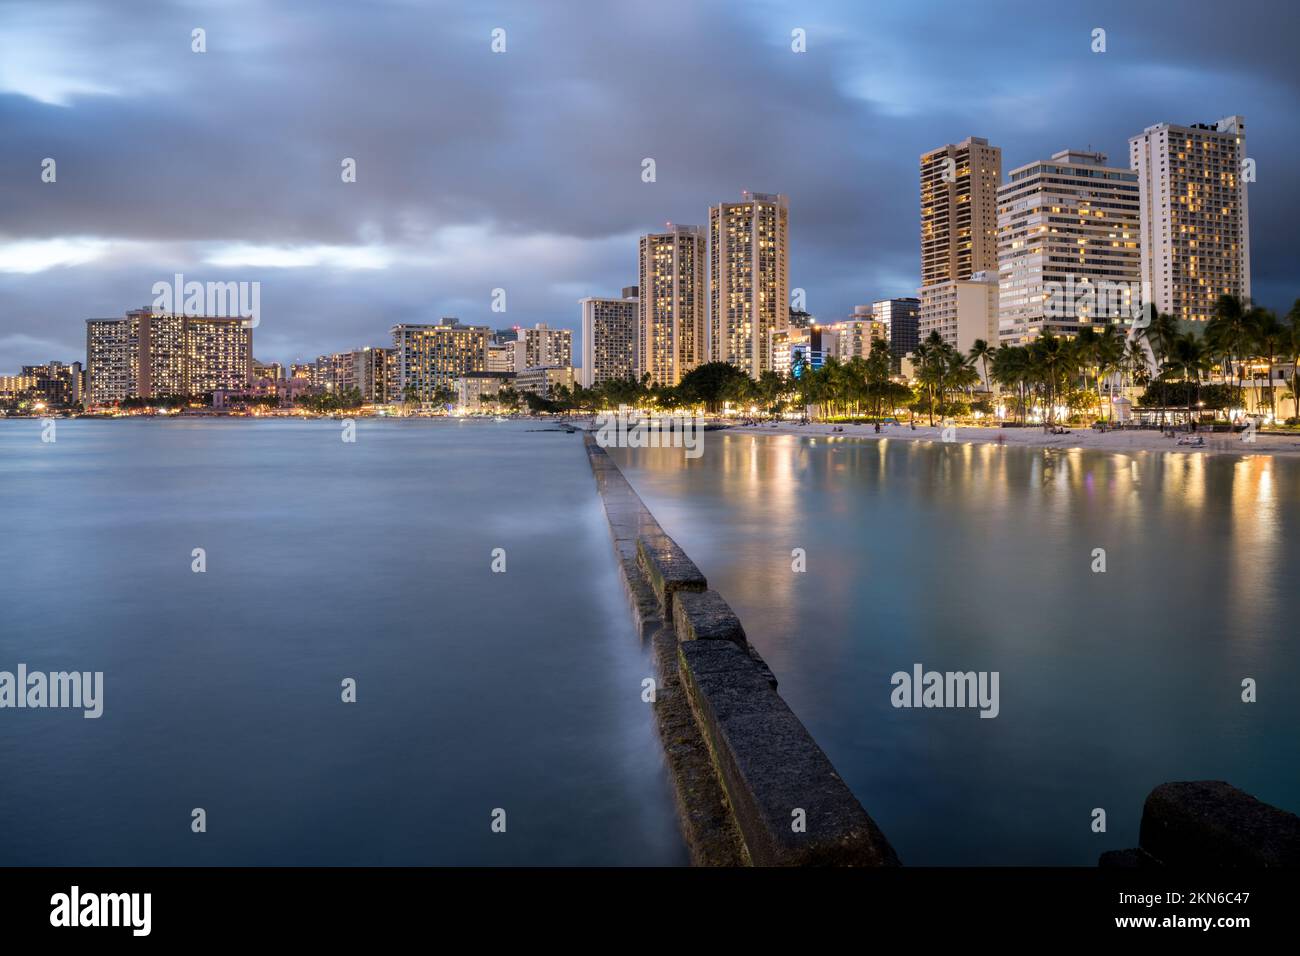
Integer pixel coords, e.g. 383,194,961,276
2,0,1297,368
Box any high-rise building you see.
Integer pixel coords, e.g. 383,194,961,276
253,359,284,382
86,315,139,405
84,309,251,405
579,293,638,388
825,315,888,362
920,272,999,354
20,361,84,407
996,149,1141,343
1129,116,1250,321
639,224,706,386
391,318,490,401
352,347,392,403
709,192,790,377
512,324,572,372
871,298,920,373
771,325,833,379
920,137,1002,287
487,341,515,373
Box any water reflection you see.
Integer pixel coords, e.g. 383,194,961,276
615,434,1300,864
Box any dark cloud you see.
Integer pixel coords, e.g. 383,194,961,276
1,0,1297,368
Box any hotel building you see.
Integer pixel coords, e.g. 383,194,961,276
579,293,638,388
639,224,706,386
515,365,575,400
920,137,1002,287
872,298,920,374
826,311,888,362
456,371,516,411
391,318,490,401
995,149,1141,343
20,361,84,407
85,309,251,404
920,272,999,354
487,341,515,373
709,192,790,378
352,347,393,403
1129,116,1250,321
771,325,834,379
512,324,572,373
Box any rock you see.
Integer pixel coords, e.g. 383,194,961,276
1139,780,1300,867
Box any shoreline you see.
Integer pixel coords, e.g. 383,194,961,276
8,414,1300,459
715,420,1300,459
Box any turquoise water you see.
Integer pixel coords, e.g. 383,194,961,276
611,433,1300,865
0,419,686,865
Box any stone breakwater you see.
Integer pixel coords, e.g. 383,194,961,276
583,433,899,866
1101,781,1300,867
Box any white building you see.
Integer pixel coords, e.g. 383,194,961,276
919,272,998,355
579,294,638,388
1129,116,1250,322
997,149,1141,343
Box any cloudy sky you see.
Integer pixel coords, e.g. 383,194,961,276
2,0,1297,369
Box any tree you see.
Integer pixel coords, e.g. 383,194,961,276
674,362,750,414
969,338,995,394
1159,332,1209,424
1285,300,1300,421
1248,307,1285,419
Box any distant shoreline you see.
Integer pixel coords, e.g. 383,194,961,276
6,414,1300,459
712,420,1300,459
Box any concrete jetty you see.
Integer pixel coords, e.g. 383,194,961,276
584,433,898,866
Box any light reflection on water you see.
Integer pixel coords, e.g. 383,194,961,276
612,434,1300,865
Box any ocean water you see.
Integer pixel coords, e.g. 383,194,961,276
0,419,686,866
611,433,1300,865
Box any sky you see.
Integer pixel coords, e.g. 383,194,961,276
2,0,1298,370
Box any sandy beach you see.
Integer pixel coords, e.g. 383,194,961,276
714,420,1300,458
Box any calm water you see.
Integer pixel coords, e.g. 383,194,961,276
0,419,686,866
611,433,1300,865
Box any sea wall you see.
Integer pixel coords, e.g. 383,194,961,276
584,433,898,866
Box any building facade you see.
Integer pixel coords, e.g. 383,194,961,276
871,298,920,374
920,137,1002,288
709,192,790,378
639,224,706,386
771,325,834,379
515,365,575,399
920,273,999,354
579,294,638,388
391,319,490,401
1129,116,1250,321
512,324,572,372
456,371,516,411
826,314,888,362
85,309,251,405
996,149,1141,343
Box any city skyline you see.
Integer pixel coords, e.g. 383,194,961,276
3,0,1299,372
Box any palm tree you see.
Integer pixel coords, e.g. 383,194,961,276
1161,332,1207,426
1206,294,1252,402
1248,307,1285,419
969,339,995,394
1285,300,1300,422
1093,324,1126,421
